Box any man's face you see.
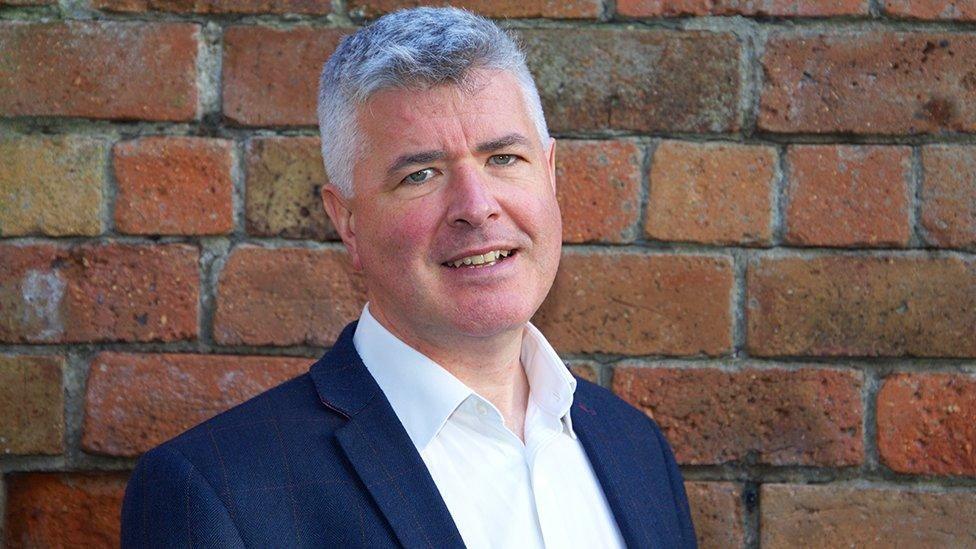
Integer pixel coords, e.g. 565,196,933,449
324,70,562,347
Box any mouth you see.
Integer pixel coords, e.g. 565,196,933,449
441,249,517,269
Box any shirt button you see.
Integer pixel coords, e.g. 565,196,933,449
476,402,488,416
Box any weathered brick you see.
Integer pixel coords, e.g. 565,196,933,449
747,255,976,357
94,0,331,14
520,29,740,133
556,140,642,243
760,33,976,134
0,244,199,343
761,484,976,548
215,246,366,346
223,26,348,127
0,135,105,237
82,352,310,456
877,373,976,476
0,22,198,121
114,137,234,236
566,360,599,383
0,355,63,455
618,0,867,16
884,0,976,21
684,481,745,549
613,365,863,466
347,0,601,18
646,140,775,246
921,145,976,249
245,136,337,241
533,251,733,355
4,473,126,548
785,145,911,247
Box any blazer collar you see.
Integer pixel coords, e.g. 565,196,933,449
310,323,666,549
571,385,671,549
309,322,465,549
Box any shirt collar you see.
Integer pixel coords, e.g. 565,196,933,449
353,304,578,451
521,321,577,436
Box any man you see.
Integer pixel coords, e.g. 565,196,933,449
122,7,695,548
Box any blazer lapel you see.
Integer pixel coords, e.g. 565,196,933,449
571,388,669,549
309,323,464,549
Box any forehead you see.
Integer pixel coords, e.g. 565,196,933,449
355,71,537,157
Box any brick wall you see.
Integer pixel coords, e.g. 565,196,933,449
2,0,975,547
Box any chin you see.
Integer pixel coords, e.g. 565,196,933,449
446,301,535,339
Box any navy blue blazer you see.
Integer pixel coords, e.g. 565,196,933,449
122,323,696,548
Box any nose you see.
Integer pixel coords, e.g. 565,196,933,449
446,165,499,228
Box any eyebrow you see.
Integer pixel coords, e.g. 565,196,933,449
385,133,531,177
475,133,530,153
387,150,446,177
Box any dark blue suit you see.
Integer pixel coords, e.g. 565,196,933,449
121,323,696,548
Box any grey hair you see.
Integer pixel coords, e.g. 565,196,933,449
317,7,549,197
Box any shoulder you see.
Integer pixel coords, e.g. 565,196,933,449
137,370,341,485
573,375,664,432
571,375,679,464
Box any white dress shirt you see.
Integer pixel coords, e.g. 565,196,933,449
353,304,625,549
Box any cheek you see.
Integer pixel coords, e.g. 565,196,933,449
534,196,564,274
360,204,437,266
529,192,563,243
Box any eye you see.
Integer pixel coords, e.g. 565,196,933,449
487,154,518,166
402,168,437,185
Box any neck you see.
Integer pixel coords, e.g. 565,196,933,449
369,305,531,440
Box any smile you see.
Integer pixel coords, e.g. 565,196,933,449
443,249,514,268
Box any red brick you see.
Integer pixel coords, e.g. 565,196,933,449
921,145,976,249
347,0,600,18
684,481,744,549
877,373,976,476
533,251,733,355
614,365,863,466
93,0,331,14
618,0,867,16
747,255,976,357
556,140,642,243
0,22,198,121
0,243,199,343
4,473,126,549
215,246,366,346
0,355,63,455
760,33,976,134
646,141,775,246
884,0,976,21
520,29,740,133
82,352,310,456
114,137,234,236
223,26,348,127
761,484,976,548
0,135,105,237
245,136,338,241
785,145,911,247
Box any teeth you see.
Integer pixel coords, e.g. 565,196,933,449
447,249,512,268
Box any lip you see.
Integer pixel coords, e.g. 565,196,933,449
440,244,520,265
441,250,519,279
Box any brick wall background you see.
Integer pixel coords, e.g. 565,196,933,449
1,0,975,546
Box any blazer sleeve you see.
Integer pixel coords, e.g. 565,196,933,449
121,444,246,548
652,420,697,548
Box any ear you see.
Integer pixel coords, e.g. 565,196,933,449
546,137,557,194
320,185,362,271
